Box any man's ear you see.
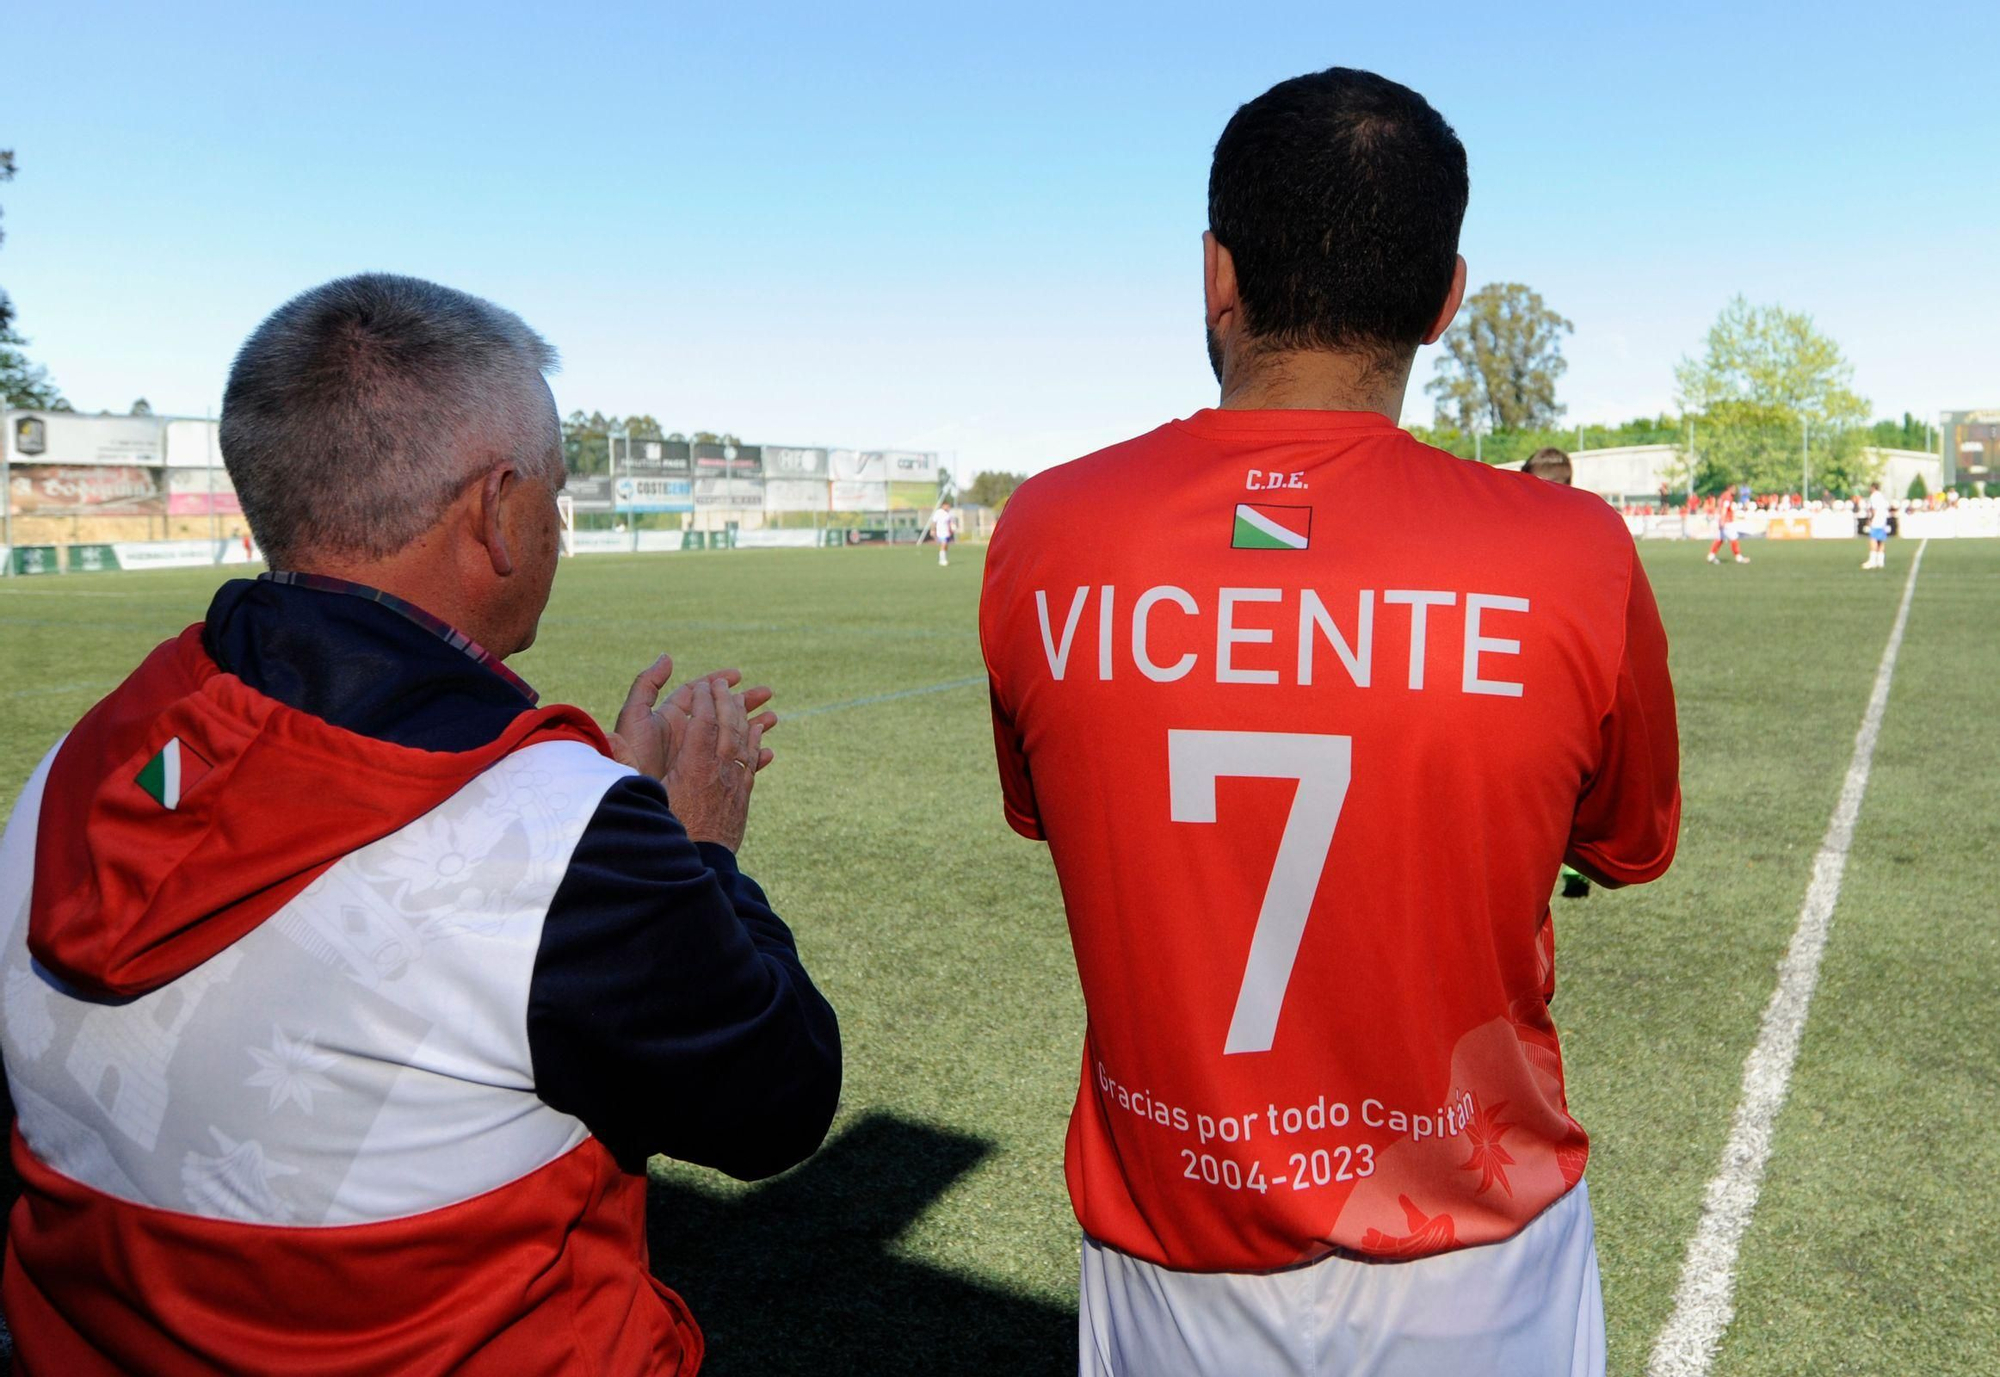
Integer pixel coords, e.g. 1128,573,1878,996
1422,255,1468,345
477,465,516,577
1204,231,1239,332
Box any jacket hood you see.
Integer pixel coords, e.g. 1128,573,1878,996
30,625,608,999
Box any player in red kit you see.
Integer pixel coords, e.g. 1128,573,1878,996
980,68,1679,1376
1707,488,1749,563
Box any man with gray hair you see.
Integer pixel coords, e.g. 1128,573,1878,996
0,273,840,1374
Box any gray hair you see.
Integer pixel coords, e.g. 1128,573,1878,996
219,273,560,568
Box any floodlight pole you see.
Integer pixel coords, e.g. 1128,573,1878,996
3,409,12,578
1686,418,1697,504
609,427,628,546
2,411,12,578
1802,417,1810,499
207,410,220,552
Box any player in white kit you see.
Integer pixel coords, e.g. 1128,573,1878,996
1862,484,1891,569
929,499,959,565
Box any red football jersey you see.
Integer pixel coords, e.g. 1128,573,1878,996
980,408,1679,1272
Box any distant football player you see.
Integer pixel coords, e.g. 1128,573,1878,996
1862,483,1891,569
980,68,1680,1377
1707,486,1749,564
929,497,960,566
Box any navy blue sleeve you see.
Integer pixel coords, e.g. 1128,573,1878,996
528,774,841,1179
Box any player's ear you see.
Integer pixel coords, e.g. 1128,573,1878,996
1421,255,1468,345
1204,232,1239,331
477,465,517,577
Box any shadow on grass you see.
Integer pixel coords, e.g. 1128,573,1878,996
0,1109,1072,1376
648,1112,1074,1376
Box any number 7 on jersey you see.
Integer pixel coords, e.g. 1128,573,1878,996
1167,730,1352,1056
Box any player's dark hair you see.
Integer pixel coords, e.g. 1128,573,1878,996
1209,68,1468,366
1524,447,1573,485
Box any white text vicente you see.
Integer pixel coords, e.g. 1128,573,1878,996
1034,584,1530,695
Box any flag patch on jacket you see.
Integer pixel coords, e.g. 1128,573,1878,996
136,737,213,811
1232,503,1311,550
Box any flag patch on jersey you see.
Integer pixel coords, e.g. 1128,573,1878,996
1232,503,1311,550
136,737,214,811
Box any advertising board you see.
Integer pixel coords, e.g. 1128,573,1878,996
9,464,165,515
693,478,765,508
762,446,829,479
831,479,888,512
6,412,163,466
828,449,885,482
614,475,694,513
165,467,243,516
763,478,829,512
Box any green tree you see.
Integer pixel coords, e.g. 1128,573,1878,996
1409,414,1682,467
129,397,153,416
1425,283,1572,432
562,414,744,474
561,410,613,474
1869,412,1934,451
1675,297,1871,495
964,470,1025,508
0,148,71,411
0,320,69,410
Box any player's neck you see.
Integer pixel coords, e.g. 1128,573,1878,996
1218,346,1412,423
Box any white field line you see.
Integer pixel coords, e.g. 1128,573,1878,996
1648,539,1929,1377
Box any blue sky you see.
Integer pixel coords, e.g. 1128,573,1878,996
6,0,1995,476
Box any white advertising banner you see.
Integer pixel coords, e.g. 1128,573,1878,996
692,478,764,508
1958,503,2000,538
879,450,938,483
762,446,830,479
110,539,225,570
163,418,223,469
1899,505,2000,539
633,530,686,552
763,478,829,513
830,479,888,512
734,529,820,549
570,530,637,554
8,412,164,466
828,449,886,482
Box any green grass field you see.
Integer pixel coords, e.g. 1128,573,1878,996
2,538,1995,1375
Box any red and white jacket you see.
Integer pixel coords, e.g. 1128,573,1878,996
0,575,841,1374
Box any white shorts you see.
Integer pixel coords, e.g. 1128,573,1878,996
1720,524,1741,542
1079,1179,1604,1377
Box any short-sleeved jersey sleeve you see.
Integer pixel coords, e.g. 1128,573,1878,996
986,683,1043,840
980,511,1045,840
1566,551,1681,884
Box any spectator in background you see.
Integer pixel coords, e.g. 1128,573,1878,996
1524,445,1574,486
